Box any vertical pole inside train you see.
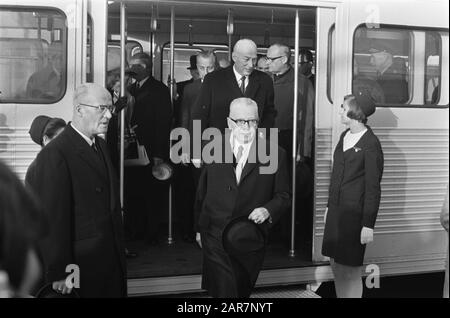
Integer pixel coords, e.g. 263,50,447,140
119,2,126,217
81,0,88,84
289,9,300,258
167,5,175,245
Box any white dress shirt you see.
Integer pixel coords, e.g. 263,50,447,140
233,66,248,92
230,132,252,184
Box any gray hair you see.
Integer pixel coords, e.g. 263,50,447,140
269,43,291,64
73,83,111,107
229,97,259,118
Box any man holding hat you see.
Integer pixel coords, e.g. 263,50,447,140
195,97,291,298
368,42,408,104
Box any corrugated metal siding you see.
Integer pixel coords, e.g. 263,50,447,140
313,128,449,260
0,126,39,181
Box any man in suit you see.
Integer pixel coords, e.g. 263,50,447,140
173,54,200,129
266,43,315,245
175,50,217,242
191,39,276,136
195,98,291,297
28,83,126,297
126,53,173,244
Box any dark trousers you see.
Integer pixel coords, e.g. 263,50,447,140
124,165,168,242
173,163,195,238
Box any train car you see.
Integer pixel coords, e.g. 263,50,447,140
0,0,448,297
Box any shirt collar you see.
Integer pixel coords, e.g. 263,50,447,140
71,123,94,146
233,65,247,83
229,130,252,153
138,76,149,88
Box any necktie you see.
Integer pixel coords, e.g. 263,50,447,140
92,142,100,157
240,76,246,95
236,145,244,163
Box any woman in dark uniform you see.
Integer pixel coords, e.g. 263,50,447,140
322,93,384,298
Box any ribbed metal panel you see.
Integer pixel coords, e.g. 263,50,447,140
314,128,449,238
0,126,40,181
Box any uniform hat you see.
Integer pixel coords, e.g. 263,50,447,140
35,283,80,298
368,41,391,54
187,54,197,70
29,115,51,146
355,92,376,117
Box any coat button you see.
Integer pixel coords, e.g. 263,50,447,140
228,186,232,191
95,187,102,193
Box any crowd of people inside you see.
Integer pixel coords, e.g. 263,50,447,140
1,37,448,299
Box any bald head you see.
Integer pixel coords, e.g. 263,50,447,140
232,39,258,76
233,39,257,55
229,97,259,120
73,83,111,109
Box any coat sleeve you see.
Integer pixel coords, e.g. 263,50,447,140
194,166,208,232
31,146,73,283
151,85,173,160
263,148,291,226
259,76,276,130
441,187,449,232
180,85,192,131
191,75,212,134
298,77,315,158
362,138,384,228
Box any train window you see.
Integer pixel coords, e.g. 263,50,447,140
424,32,441,105
327,25,335,103
0,7,67,104
353,26,411,105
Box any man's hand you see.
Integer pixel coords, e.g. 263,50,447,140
195,232,202,249
248,207,270,224
52,279,72,295
360,226,374,244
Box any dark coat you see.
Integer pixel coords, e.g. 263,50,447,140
173,78,194,128
191,66,276,133
180,79,202,130
322,127,384,266
376,63,409,104
195,135,291,297
28,125,126,297
130,76,173,160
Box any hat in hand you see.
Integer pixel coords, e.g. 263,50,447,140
152,162,173,181
222,216,266,256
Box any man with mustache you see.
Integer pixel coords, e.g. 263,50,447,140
194,98,290,297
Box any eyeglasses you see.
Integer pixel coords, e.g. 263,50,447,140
78,103,115,114
229,117,259,127
266,55,284,63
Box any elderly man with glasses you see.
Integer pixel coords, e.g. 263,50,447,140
28,83,126,297
194,97,290,298
266,43,315,246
